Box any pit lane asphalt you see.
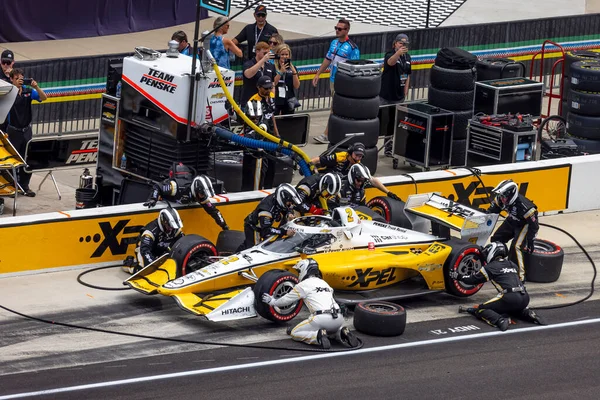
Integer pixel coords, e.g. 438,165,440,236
0,210,599,398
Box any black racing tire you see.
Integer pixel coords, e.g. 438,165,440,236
570,60,600,92
353,205,387,223
334,71,382,99
327,114,379,148
568,89,600,116
215,230,246,257
332,93,380,120
208,152,244,193
476,58,525,81
451,139,467,167
170,234,218,277
253,270,303,323
443,240,484,297
366,196,412,229
560,100,569,119
353,301,406,337
567,111,600,140
430,65,476,91
452,110,473,140
565,133,600,154
565,50,600,77
428,86,474,111
522,239,565,283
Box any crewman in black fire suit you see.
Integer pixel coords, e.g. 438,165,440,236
241,183,302,250
337,163,401,207
487,179,539,280
451,242,546,331
294,172,342,215
123,208,184,274
144,163,229,231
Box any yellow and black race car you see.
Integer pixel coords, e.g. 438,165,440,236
125,193,499,323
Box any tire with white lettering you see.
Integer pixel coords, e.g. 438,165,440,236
215,230,246,256
565,50,600,77
567,112,600,140
171,234,218,277
430,65,476,91
366,196,412,229
332,93,380,119
353,301,406,336
444,240,484,297
253,270,303,323
522,239,564,283
569,89,600,116
570,60,600,92
565,133,600,154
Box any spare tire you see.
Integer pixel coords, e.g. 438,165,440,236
215,230,246,256
327,114,379,148
353,301,406,337
253,270,303,322
565,133,600,154
332,93,380,119
567,111,600,140
570,60,600,92
170,234,218,277
430,65,476,91
565,50,600,77
428,86,474,111
522,239,565,283
451,139,467,167
366,196,412,229
452,110,473,140
569,90,600,116
334,71,381,99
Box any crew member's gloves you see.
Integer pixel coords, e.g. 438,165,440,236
522,239,535,254
262,293,275,306
308,204,325,215
143,198,158,208
156,242,171,253
387,192,401,202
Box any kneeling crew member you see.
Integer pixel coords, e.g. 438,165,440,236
451,242,546,331
242,183,301,249
295,172,342,215
338,163,401,207
144,163,229,231
125,208,184,274
262,258,359,349
488,179,539,280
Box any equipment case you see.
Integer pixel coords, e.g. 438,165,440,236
474,78,544,118
467,120,538,164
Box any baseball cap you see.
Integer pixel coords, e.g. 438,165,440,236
255,5,267,15
350,142,366,156
394,34,409,43
1,49,14,62
257,75,273,89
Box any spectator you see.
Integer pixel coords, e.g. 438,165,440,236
311,19,360,144
233,5,278,60
273,44,300,115
7,68,48,197
1,49,14,83
241,41,275,106
210,16,242,69
172,30,193,56
380,33,412,157
267,33,285,65
246,75,279,137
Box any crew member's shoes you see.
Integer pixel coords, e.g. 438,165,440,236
286,325,294,335
122,256,139,275
340,327,359,348
313,134,330,144
497,318,509,331
525,308,547,325
317,329,331,349
24,188,36,197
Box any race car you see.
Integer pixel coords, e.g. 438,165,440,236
125,193,499,322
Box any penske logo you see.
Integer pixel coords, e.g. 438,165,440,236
66,139,98,164
140,68,177,94
209,76,233,88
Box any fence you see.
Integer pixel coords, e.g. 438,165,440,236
17,13,600,136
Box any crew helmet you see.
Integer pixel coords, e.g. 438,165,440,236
275,183,302,210
158,208,183,238
481,242,508,264
191,175,216,202
348,163,371,188
492,179,519,209
319,173,342,199
246,99,263,119
294,258,322,281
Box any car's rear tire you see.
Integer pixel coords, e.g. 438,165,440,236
215,230,246,256
353,301,406,336
253,270,303,323
366,196,412,229
443,240,484,297
170,234,218,277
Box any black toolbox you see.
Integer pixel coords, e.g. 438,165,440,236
474,78,544,118
467,120,538,164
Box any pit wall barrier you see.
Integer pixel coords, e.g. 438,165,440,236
1,154,599,276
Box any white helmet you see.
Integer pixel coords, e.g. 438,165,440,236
275,183,302,210
294,258,321,281
492,179,519,209
246,99,263,119
158,208,183,238
319,173,342,199
348,163,371,188
191,175,216,202
481,242,508,264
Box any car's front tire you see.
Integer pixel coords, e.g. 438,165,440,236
253,270,303,323
444,240,484,297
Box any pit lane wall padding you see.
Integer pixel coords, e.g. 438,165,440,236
1,155,599,276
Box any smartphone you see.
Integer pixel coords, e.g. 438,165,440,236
22,78,33,86
273,54,281,60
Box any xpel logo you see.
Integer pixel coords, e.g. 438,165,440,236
86,219,143,258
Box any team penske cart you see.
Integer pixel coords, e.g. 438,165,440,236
125,193,499,322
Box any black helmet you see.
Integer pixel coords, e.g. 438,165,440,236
275,183,302,210
348,163,371,188
492,179,518,209
294,258,322,281
158,208,183,238
481,242,508,264
319,173,342,199
169,162,193,181
191,175,216,202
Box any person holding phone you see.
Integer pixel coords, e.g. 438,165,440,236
1,49,15,83
7,68,47,197
273,44,300,115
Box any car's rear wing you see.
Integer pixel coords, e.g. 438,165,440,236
403,193,498,246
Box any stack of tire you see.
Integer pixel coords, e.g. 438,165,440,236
427,48,477,167
565,59,600,153
329,60,382,174
475,58,525,82
560,50,600,119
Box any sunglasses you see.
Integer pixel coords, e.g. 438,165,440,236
268,41,278,45
256,14,266,17
1,60,12,65
334,27,347,31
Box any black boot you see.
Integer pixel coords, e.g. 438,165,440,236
317,329,331,350
497,318,509,331
340,327,359,348
523,308,547,325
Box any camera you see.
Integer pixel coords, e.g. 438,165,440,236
22,78,33,86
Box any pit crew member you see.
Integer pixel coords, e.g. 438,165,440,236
241,183,302,249
294,172,342,215
262,258,359,349
124,208,184,274
338,163,399,207
144,163,229,231
451,242,546,331
487,179,539,280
